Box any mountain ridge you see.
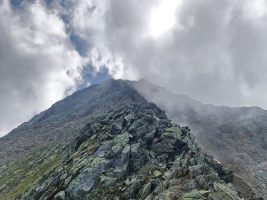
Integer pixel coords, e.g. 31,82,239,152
0,79,245,199
130,79,267,199
0,79,265,199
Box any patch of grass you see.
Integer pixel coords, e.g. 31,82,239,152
0,156,37,194
1,155,61,200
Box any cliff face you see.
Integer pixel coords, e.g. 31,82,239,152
0,80,243,200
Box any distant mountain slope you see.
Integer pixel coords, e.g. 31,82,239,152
131,79,267,199
0,80,243,200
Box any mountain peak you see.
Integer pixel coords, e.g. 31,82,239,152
0,79,264,199
0,83,241,199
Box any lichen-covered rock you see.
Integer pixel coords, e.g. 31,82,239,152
188,165,210,178
163,127,183,140
66,157,110,199
211,183,242,200
130,142,148,171
54,191,65,200
111,132,129,155
181,189,208,199
141,182,152,199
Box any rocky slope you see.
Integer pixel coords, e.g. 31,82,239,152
131,79,267,199
0,80,245,199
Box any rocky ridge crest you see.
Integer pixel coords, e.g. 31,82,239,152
0,80,243,199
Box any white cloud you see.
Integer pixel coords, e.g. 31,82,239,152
74,0,267,108
2,0,267,135
0,0,84,136
243,0,267,19
148,0,183,38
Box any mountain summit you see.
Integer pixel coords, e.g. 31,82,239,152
0,79,263,199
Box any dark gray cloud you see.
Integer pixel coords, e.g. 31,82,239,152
1,0,267,136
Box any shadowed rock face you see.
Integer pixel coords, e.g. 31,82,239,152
131,79,267,200
0,79,244,200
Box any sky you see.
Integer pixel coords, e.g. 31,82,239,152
0,0,267,136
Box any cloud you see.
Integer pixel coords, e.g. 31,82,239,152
1,0,267,135
0,0,84,136
73,0,267,108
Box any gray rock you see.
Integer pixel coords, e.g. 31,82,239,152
67,157,110,199
188,165,209,178
140,182,152,200
94,141,112,158
112,145,130,175
54,191,65,200
130,143,147,171
151,139,176,154
111,132,129,155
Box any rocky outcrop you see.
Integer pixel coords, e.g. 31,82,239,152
1,93,242,200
